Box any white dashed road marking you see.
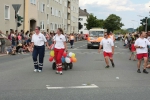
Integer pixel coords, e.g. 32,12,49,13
46,84,99,89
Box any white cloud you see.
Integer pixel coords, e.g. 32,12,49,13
145,1,150,11
79,0,134,11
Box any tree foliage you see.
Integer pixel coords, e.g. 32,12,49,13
103,14,124,32
86,14,104,30
114,29,128,34
86,14,124,32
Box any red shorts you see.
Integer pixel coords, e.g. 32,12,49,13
103,51,113,58
136,53,148,60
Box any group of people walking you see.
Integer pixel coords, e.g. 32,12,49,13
31,26,67,75
123,32,150,74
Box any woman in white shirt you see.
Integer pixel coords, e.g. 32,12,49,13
31,26,50,72
53,28,67,75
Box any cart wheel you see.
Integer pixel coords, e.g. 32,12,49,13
69,63,73,69
52,62,56,70
63,63,68,70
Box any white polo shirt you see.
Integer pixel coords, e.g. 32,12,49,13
31,33,47,46
100,38,114,52
134,38,150,54
53,34,66,49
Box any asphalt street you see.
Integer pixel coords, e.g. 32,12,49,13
0,40,150,100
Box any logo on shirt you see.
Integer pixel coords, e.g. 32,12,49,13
60,38,62,40
39,37,41,39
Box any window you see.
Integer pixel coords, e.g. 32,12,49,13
55,9,58,16
51,7,52,14
40,3,45,12
58,11,61,17
55,24,57,29
47,14,49,24
79,18,83,21
33,0,36,4
52,8,55,15
5,5,10,19
43,4,45,12
50,23,53,30
59,0,62,4
84,23,86,26
40,21,45,30
30,0,36,4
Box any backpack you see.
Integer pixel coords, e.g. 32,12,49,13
1,39,5,45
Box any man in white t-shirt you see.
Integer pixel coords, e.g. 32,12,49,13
98,32,115,68
134,32,150,74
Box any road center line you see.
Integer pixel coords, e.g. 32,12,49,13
46,84,98,89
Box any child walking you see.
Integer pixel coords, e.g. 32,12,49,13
129,39,136,61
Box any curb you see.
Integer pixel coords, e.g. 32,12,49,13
0,54,8,57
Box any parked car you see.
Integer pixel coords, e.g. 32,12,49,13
115,35,120,40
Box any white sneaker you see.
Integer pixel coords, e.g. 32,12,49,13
38,70,42,72
34,69,38,72
56,71,59,74
59,71,63,75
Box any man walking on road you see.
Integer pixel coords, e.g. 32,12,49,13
134,32,150,74
98,32,115,68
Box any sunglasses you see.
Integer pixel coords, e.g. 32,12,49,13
35,29,38,30
104,35,107,36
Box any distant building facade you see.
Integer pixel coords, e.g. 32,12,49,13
79,8,89,34
1,0,79,34
0,0,24,34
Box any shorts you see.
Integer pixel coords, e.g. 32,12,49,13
131,51,136,56
103,51,113,58
137,53,148,60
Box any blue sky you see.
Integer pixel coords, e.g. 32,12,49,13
79,0,150,29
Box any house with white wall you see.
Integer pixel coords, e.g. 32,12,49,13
79,8,89,34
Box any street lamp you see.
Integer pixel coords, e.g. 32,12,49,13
131,20,139,33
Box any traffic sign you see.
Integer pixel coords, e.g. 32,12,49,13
12,4,21,13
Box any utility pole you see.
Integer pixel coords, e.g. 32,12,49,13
15,11,18,31
145,17,148,32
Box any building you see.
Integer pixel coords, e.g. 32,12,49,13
25,0,79,34
0,0,79,34
0,0,24,34
79,8,89,34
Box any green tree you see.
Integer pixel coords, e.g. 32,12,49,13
114,29,128,34
103,14,124,32
86,14,103,30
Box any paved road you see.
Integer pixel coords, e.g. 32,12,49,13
0,40,150,100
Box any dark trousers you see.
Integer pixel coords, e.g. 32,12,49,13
70,40,74,46
32,45,45,70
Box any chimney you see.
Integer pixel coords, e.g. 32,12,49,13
84,9,87,12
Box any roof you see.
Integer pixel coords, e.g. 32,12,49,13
79,8,89,16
